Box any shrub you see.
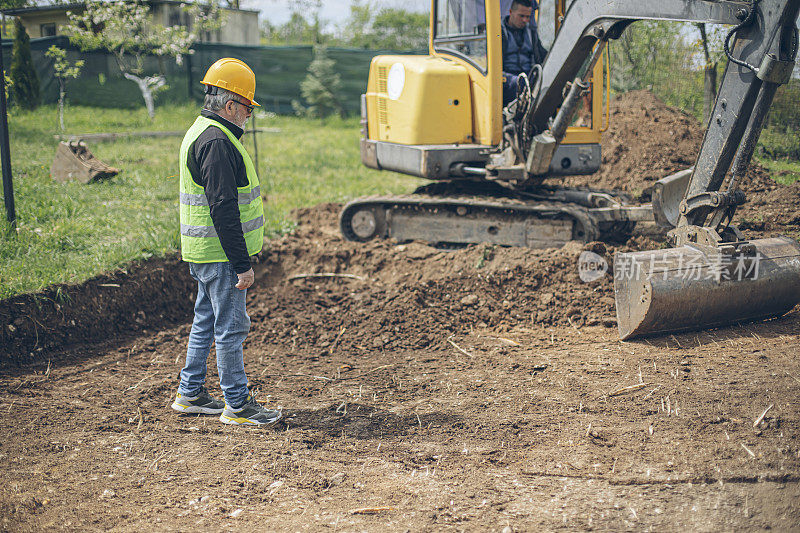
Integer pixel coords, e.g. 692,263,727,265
292,45,344,118
9,18,40,109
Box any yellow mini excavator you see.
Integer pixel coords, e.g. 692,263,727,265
340,0,800,339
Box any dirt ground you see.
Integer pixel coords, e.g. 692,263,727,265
1,92,799,531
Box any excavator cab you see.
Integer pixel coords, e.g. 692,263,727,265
361,0,607,179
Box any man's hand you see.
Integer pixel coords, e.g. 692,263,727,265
235,268,254,290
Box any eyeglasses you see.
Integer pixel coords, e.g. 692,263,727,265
232,99,254,113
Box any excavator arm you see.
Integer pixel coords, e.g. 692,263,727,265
519,0,800,339
524,1,798,193
532,1,748,129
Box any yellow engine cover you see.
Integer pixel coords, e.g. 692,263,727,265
366,55,473,145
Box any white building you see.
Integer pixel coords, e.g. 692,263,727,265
4,0,260,46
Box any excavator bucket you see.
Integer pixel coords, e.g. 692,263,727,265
50,141,119,184
651,168,691,228
614,237,800,340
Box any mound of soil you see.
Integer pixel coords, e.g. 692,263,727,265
0,207,623,366
0,257,195,366
248,204,620,356
736,167,800,236
561,90,704,193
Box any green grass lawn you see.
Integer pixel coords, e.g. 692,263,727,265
0,104,418,299
754,155,800,185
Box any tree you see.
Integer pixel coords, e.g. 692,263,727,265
692,23,729,123
45,45,84,131
260,1,427,49
65,0,223,119
260,12,322,45
0,0,27,10
336,1,428,50
615,21,679,91
338,0,374,49
297,0,323,45
3,73,12,100
612,21,699,111
9,18,40,109
292,45,343,118
260,1,326,45
370,8,427,50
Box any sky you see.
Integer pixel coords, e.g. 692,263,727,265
244,0,429,28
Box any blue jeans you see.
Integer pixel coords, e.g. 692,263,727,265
503,73,520,106
178,261,250,408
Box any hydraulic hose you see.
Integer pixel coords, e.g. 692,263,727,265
723,0,762,73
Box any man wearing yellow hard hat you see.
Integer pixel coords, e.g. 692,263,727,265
172,58,280,426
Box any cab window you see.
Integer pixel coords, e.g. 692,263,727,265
434,0,488,72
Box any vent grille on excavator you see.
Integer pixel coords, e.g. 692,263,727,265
377,66,388,93
377,97,388,128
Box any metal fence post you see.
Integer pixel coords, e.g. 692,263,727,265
251,113,259,175
0,22,16,230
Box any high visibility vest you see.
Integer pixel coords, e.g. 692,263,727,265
179,116,264,263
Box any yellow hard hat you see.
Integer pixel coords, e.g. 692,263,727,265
201,58,260,107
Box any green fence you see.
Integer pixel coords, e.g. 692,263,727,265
1,36,415,114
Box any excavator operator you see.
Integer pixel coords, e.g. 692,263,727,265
501,0,548,105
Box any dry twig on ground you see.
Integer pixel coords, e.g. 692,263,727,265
350,507,394,515
741,443,756,458
753,404,773,427
287,273,365,282
608,382,649,397
447,336,474,358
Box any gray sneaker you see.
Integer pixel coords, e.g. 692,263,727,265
220,393,282,426
171,387,225,415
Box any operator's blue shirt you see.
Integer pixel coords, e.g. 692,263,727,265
502,15,548,104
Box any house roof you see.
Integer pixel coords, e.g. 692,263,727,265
1,3,83,16
1,1,258,16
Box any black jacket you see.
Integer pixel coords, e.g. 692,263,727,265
186,110,252,274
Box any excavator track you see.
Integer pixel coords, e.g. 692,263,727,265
339,186,644,248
